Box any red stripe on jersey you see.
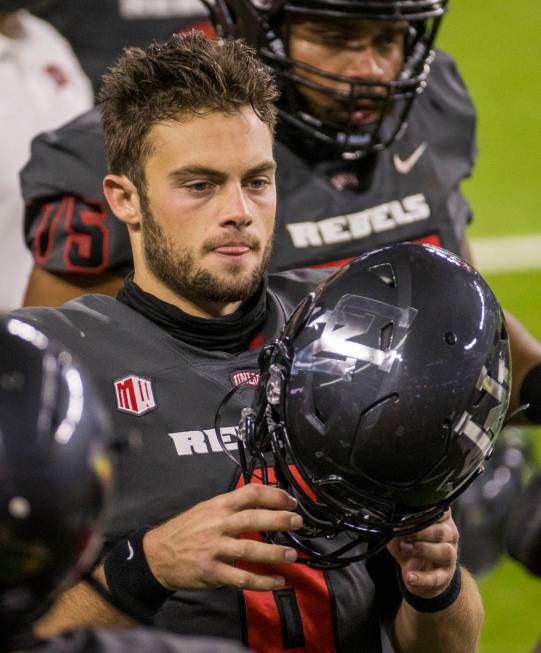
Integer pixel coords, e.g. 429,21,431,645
247,331,265,351
307,234,443,270
309,256,355,269
235,471,335,652
416,233,442,247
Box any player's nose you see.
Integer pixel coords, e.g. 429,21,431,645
218,183,252,228
343,46,386,81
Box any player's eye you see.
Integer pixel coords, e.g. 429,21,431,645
246,177,271,191
185,181,215,193
319,30,348,46
377,29,406,49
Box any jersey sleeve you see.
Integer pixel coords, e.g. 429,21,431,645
21,107,132,275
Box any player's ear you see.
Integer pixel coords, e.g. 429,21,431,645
103,174,142,226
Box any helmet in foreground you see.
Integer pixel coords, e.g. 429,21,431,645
0,319,112,640
206,0,448,158
239,243,510,566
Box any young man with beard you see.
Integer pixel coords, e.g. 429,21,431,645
12,31,482,653
20,1,541,434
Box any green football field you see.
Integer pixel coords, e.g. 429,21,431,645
439,2,541,651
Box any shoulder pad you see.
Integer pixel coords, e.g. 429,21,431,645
21,106,106,201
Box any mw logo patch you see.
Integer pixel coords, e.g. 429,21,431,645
114,375,156,416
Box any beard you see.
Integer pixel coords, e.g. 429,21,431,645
140,201,273,305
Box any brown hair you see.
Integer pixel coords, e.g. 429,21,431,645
99,30,278,193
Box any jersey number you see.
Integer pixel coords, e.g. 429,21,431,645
235,473,335,652
33,196,110,273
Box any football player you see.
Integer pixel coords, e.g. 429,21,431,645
20,1,541,427
20,0,541,575
12,32,484,653
0,318,248,653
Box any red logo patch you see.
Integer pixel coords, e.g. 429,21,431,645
114,375,156,416
230,371,260,388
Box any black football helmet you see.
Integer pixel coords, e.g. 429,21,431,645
0,318,112,643
205,0,447,158
238,243,511,566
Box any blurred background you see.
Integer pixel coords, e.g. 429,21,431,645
440,2,541,651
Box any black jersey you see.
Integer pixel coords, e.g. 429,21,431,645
11,271,400,653
31,1,212,95
30,629,247,653
22,49,475,276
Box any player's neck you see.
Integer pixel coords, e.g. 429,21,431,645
132,270,243,319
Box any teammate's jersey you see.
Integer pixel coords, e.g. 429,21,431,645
30,629,247,653
11,271,399,653
22,49,475,276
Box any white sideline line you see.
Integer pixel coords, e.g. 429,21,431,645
470,234,541,274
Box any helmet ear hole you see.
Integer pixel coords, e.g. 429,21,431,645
314,403,327,426
368,263,397,288
379,322,395,351
473,389,487,408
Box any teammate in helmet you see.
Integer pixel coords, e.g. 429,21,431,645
0,319,247,652
209,0,445,158
12,32,483,653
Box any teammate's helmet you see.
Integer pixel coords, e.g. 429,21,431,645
0,319,112,638
206,0,448,158
239,243,510,566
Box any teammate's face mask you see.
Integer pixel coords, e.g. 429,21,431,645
205,0,448,159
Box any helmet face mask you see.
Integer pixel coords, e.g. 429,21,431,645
238,244,511,567
205,0,448,158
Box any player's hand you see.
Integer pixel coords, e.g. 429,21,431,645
387,509,459,600
143,484,302,593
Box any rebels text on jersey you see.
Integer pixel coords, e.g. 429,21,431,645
11,269,399,653
22,50,475,276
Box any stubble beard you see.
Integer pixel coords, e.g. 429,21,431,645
140,201,273,305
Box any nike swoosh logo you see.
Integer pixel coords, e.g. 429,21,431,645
126,540,134,561
393,143,428,174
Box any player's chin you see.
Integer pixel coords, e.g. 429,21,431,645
209,272,263,304
210,250,264,276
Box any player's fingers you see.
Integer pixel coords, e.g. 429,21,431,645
220,537,298,565
403,520,458,546
225,508,303,535
211,560,287,592
214,484,298,512
401,564,456,598
399,541,456,567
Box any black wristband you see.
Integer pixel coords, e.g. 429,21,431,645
103,528,174,624
397,565,462,613
520,363,541,424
